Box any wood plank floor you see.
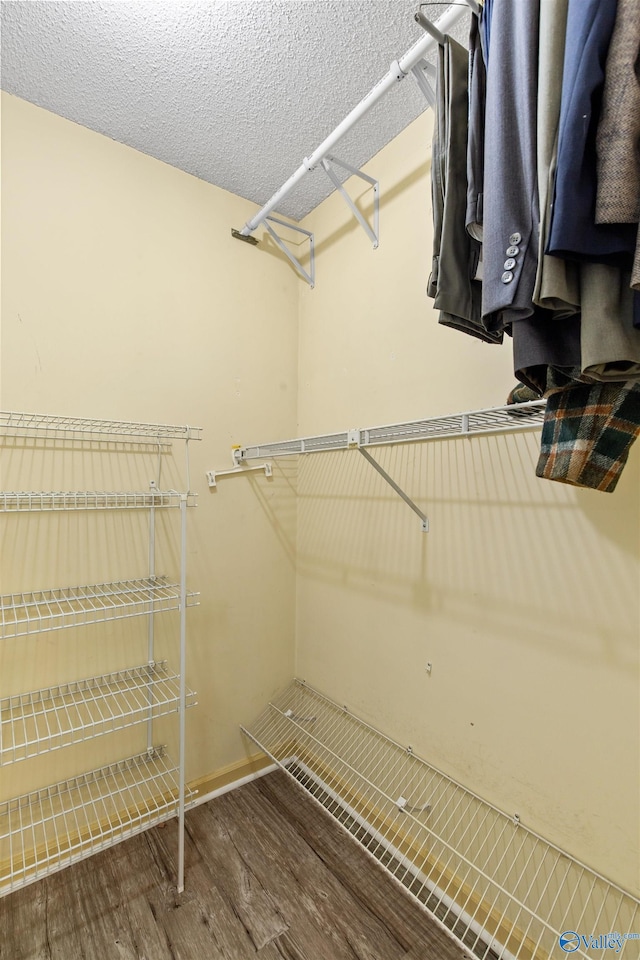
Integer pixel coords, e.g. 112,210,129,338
0,771,467,960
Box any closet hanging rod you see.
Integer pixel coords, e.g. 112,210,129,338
234,1,471,240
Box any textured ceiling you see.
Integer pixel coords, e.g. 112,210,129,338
1,1,469,221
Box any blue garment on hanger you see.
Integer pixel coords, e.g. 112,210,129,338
480,0,492,65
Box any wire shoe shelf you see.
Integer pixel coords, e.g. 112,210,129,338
0,747,190,896
0,661,197,764
242,680,640,960
0,411,202,443
0,576,199,639
0,491,197,511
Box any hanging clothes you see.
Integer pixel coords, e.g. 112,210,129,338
426,0,640,490
532,0,579,317
427,33,499,343
595,0,640,302
546,0,637,266
465,11,485,244
481,0,541,332
536,378,640,492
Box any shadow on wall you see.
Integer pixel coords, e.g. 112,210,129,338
245,431,639,673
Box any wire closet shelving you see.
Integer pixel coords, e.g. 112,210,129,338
242,680,640,960
230,400,546,531
0,411,202,897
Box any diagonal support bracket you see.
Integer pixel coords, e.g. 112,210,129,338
263,215,315,287
411,58,436,107
358,447,428,532
320,155,379,249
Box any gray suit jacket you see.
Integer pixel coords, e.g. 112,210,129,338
481,0,541,331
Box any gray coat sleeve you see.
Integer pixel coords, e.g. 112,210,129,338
481,0,541,331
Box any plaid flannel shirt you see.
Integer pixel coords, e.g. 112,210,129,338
536,380,640,492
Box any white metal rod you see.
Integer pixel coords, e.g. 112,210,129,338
147,486,156,753
239,2,470,235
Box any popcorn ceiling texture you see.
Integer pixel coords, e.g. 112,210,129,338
0,1,469,221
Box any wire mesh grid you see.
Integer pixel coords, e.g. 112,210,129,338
0,747,188,896
0,662,197,764
0,576,200,639
237,402,546,461
0,411,203,443
0,491,197,512
241,680,639,960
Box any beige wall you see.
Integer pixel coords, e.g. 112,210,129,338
295,112,640,896
0,93,298,796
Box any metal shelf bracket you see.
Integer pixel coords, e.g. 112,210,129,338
263,216,315,287
320,156,379,249
206,463,272,489
411,58,436,107
358,447,428,532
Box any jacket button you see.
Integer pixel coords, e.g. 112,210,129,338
509,232,522,244
506,245,520,256
501,271,514,284
504,257,517,270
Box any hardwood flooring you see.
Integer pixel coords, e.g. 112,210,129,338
0,771,467,960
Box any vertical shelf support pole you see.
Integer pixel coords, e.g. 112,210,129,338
177,492,188,893
147,481,157,752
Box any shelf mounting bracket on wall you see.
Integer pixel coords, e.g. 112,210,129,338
263,216,315,288
206,463,272,488
320,156,379,249
358,447,428,532
411,58,436,107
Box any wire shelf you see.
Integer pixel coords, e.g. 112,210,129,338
0,576,200,640
242,680,640,960
0,491,197,512
0,411,203,443
0,662,197,764
0,747,190,896
236,401,546,461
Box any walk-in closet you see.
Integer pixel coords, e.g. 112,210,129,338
1,1,639,958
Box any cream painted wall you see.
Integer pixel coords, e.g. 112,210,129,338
296,112,640,896
0,93,298,797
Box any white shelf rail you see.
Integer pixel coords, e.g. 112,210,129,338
242,680,640,960
0,662,197,764
231,2,473,283
233,401,546,531
0,576,200,640
0,490,197,511
0,747,190,897
235,401,546,461
0,411,202,443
